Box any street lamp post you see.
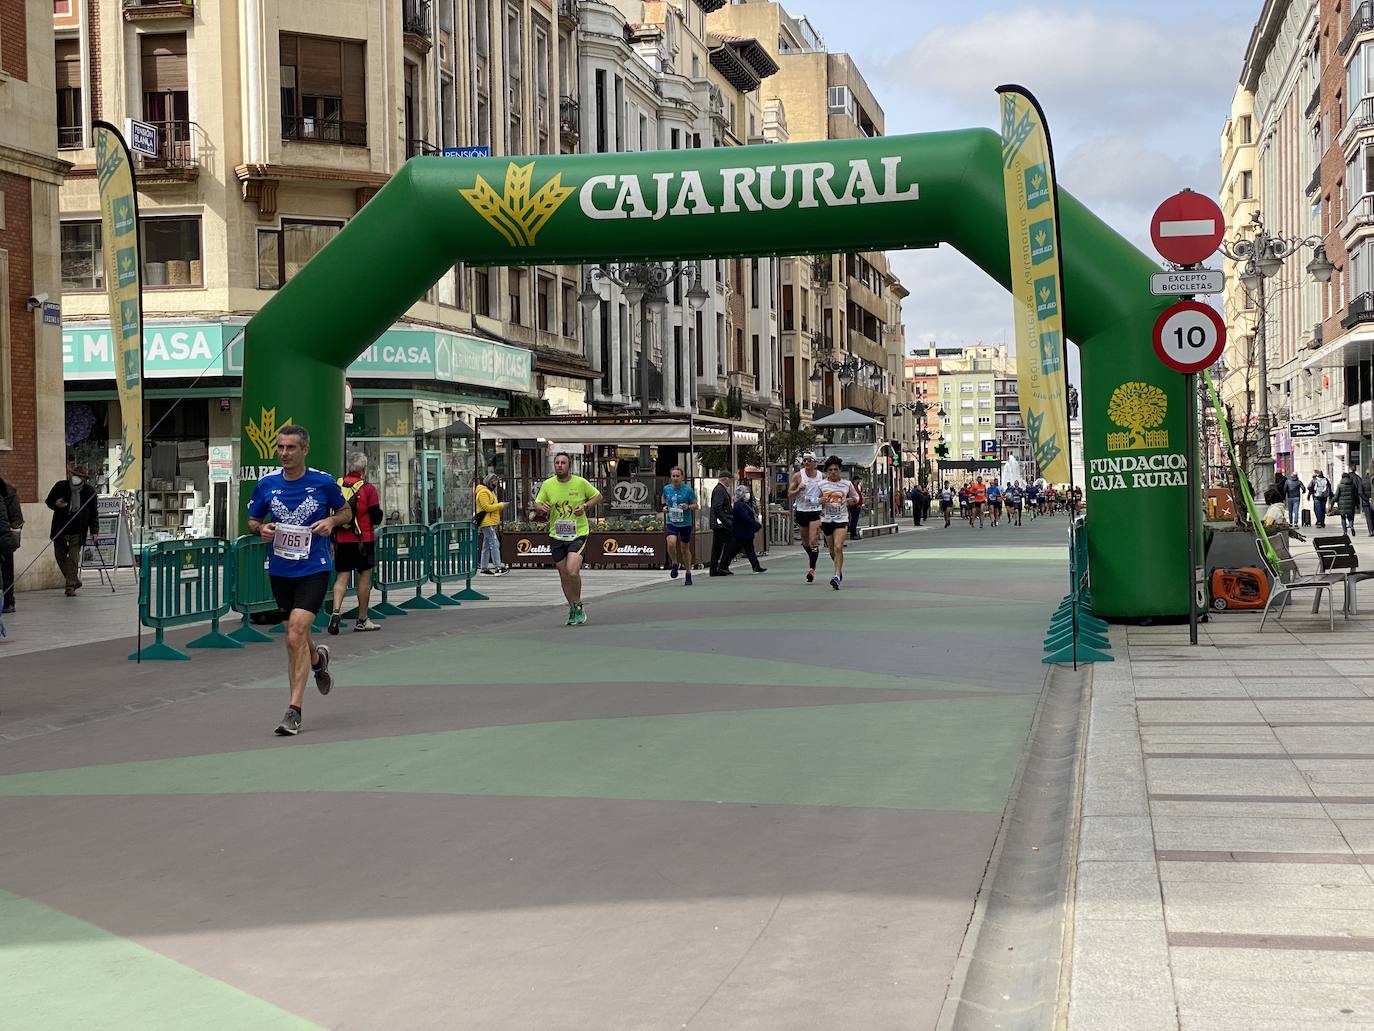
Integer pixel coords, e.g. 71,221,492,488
1218,211,1334,489
580,262,709,471
894,388,944,487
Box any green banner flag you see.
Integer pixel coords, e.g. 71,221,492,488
93,122,144,492
997,86,1072,484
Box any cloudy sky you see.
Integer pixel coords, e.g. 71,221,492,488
801,0,1260,354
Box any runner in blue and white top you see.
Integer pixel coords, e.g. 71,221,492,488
661,466,699,585
244,424,352,738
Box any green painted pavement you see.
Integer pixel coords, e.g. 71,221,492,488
0,890,320,1031
856,546,1066,562
0,697,1039,812
240,636,997,693
593,604,1047,634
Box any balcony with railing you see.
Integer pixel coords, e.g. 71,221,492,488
1306,82,1322,119
1341,96,1374,150
1306,165,1322,197
403,0,432,50
559,96,580,151
1340,1,1374,55
407,139,441,158
282,115,367,147
558,0,578,28
1342,194,1374,239
122,0,193,20
132,120,202,182
58,124,83,151
1342,291,1374,330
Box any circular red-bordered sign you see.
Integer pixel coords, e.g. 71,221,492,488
1152,300,1226,374
1150,191,1225,266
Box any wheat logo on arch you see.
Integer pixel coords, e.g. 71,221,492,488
1107,382,1169,452
459,162,575,247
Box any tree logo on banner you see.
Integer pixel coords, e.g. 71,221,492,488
245,406,292,461
459,162,575,247
1107,382,1169,452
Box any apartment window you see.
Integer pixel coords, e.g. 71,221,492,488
960,400,974,410
978,399,992,409
474,268,491,316
257,219,343,290
751,333,760,380
472,0,491,147
960,383,973,393
1350,43,1374,107
561,281,576,336
638,112,648,151
978,417,993,425
827,85,852,115
141,216,202,288
978,381,992,392
141,34,189,144
750,258,759,306
716,314,725,377
670,128,680,150
280,33,367,146
506,4,523,150
1241,169,1253,200
60,221,103,291
537,273,554,332
509,268,525,324
55,39,83,150
595,69,608,152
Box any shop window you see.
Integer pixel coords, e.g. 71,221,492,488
141,216,203,288
61,220,104,291
257,219,343,290
280,32,368,146
56,38,83,150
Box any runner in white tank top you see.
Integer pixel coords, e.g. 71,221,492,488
788,452,824,582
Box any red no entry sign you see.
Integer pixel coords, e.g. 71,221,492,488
1150,191,1225,266
1153,300,1226,374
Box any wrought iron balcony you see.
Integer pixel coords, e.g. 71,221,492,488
1343,194,1374,239
57,124,83,151
1306,165,1322,197
407,139,441,158
122,0,193,20
282,115,367,147
132,119,202,179
1341,96,1374,150
557,0,578,28
1340,1,1374,55
1342,291,1374,330
559,96,580,148
402,0,432,40
1306,83,1321,119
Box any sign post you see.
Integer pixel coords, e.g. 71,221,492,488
1153,300,1225,646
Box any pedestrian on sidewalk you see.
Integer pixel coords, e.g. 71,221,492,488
1335,470,1360,537
708,471,735,576
329,452,384,635
1283,471,1305,527
475,473,508,575
245,425,353,737
45,456,98,597
848,476,864,541
0,476,21,613
1309,469,1332,528
1355,464,1374,536
721,482,767,573
907,483,925,527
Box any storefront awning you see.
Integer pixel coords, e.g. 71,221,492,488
478,416,761,447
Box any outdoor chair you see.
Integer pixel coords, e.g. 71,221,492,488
1312,535,1374,615
1254,536,1345,632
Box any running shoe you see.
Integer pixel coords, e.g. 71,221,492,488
480,568,497,576
353,619,381,632
274,708,302,736
567,604,578,626
313,644,332,695
670,563,679,579
327,612,341,636
572,604,588,626
806,569,815,584
830,575,841,590
684,571,693,586
753,566,768,573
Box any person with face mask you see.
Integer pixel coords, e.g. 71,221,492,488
45,455,100,597
720,482,767,574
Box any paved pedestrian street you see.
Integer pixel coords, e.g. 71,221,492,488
0,520,1067,1030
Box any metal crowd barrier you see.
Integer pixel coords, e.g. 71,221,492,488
430,523,489,603
129,537,242,661
226,534,276,644
373,524,441,615
1043,516,1112,665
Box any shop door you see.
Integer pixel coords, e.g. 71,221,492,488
421,450,444,525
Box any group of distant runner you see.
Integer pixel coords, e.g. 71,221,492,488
927,477,1081,529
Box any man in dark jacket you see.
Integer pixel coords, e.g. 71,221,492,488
720,483,767,574
707,472,735,576
1354,464,1374,536
45,456,99,596
0,476,22,612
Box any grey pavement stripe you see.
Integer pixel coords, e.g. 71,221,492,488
1144,752,1374,759
1135,696,1367,702
1167,931,1374,952
1140,721,1374,727
1149,793,1321,804
1156,850,1369,864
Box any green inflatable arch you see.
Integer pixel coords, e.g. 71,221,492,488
239,129,1186,619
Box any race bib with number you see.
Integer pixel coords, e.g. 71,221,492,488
272,524,312,561
554,519,578,540
823,499,846,521
668,505,684,524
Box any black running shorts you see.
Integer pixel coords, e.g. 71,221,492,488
270,571,331,615
334,541,375,573
795,510,821,526
550,536,587,564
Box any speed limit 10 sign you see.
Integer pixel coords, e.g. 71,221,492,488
1152,300,1226,374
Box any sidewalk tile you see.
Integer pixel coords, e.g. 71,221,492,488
1076,861,1164,921
1068,919,1175,1031
1079,816,1156,862
1137,701,1264,724
1145,758,1313,798
1151,816,1349,855
1159,861,1373,886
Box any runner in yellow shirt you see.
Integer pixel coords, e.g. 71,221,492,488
533,451,602,626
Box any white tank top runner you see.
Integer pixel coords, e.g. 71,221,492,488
819,479,855,523
794,468,823,512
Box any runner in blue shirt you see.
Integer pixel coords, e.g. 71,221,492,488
661,466,700,585
1026,481,1041,519
1005,481,1025,526
245,424,352,737
987,480,1003,527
